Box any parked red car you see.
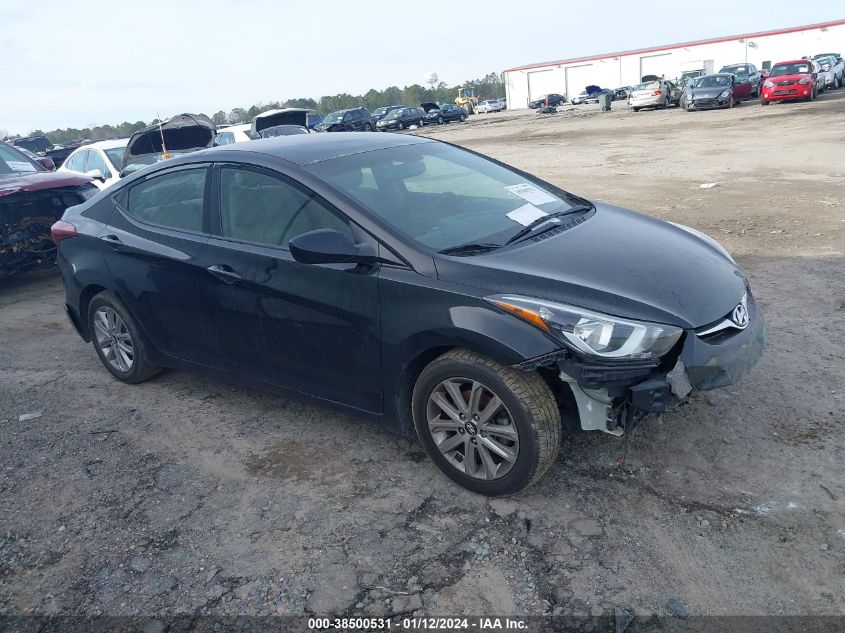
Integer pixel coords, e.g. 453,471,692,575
761,59,819,105
1,142,97,278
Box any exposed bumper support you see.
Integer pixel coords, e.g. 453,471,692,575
559,370,622,436
557,291,766,435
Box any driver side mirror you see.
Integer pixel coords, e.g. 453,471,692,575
37,157,56,171
86,168,106,182
289,229,379,265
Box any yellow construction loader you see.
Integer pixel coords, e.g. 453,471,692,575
455,87,479,114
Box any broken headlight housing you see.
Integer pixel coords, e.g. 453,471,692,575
488,295,683,360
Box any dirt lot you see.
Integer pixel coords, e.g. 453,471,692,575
1,91,844,626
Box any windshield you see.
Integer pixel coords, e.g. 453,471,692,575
770,62,811,76
633,82,659,91
104,147,125,168
323,112,343,124
373,108,389,116
385,109,404,119
0,143,41,175
693,75,731,88
310,142,581,251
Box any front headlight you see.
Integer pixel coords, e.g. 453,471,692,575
763,80,774,88
487,295,683,360
798,77,812,85
719,89,731,99
668,222,736,264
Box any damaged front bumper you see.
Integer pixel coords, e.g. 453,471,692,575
554,292,767,435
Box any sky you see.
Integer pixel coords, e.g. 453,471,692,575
1,0,842,134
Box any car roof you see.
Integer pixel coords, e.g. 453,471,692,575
201,132,434,166
775,59,813,65
86,138,130,150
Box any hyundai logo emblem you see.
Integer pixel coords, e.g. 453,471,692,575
731,303,749,328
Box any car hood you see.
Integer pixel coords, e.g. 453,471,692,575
0,170,91,197
122,114,216,171
433,203,746,329
767,73,810,83
689,86,731,98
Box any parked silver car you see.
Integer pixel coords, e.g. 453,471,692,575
628,80,681,111
814,55,844,89
476,99,506,114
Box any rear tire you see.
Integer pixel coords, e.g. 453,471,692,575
87,291,162,384
412,349,561,496
632,107,640,112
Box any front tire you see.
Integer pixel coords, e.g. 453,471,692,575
460,113,466,122
412,350,561,496
398,122,405,130
87,291,162,384
761,98,769,106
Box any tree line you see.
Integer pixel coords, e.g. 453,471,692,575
10,73,505,146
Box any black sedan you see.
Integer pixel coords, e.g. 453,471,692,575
421,102,468,124
376,107,425,131
53,134,765,496
528,93,566,109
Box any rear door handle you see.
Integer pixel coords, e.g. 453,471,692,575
207,265,241,284
100,234,123,249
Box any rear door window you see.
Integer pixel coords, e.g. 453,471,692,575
126,167,207,233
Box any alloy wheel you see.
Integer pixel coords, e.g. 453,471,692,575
426,377,519,480
93,307,134,372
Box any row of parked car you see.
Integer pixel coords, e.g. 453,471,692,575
529,53,844,113
0,96,486,278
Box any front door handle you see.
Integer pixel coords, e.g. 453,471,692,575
207,264,241,284
100,234,123,249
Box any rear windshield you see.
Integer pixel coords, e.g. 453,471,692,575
770,62,811,76
634,82,659,91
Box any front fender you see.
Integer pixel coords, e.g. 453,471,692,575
378,270,561,433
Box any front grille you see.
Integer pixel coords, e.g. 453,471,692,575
776,80,796,86
774,89,798,95
695,293,749,342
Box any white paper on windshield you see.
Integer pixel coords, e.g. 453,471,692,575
507,203,548,226
505,183,557,206
8,161,37,173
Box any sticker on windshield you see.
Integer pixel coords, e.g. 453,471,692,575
8,161,37,173
507,203,548,226
505,183,557,206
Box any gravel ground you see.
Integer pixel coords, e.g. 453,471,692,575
1,90,844,625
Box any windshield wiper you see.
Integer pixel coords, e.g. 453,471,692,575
505,205,592,245
438,242,502,256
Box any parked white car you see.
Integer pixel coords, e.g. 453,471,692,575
214,123,254,145
476,99,505,114
814,55,843,89
59,138,128,190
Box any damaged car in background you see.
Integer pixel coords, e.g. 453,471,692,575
53,134,765,496
1,142,96,278
120,113,216,177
